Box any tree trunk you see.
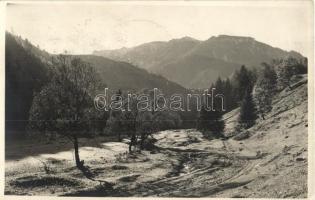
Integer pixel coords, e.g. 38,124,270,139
129,133,136,152
140,132,145,150
118,132,121,142
129,142,132,152
73,136,82,168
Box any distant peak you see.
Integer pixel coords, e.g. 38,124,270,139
210,35,255,41
169,36,199,43
180,36,198,41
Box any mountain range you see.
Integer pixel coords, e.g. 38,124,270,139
94,35,304,88
5,32,306,133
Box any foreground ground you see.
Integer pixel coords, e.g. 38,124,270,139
5,76,308,197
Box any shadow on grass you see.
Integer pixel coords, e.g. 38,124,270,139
5,133,119,160
10,175,81,188
61,180,129,197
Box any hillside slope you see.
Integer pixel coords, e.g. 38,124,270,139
132,74,308,198
5,33,49,133
10,32,188,94
78,55,187,95
220,74,308,197
95,35,304,88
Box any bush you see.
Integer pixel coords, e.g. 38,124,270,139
233,131,250,141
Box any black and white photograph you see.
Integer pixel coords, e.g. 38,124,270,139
1,1,314,198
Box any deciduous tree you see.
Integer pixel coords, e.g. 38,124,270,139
29,55,101,168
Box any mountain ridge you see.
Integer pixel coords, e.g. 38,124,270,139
7,32,187,94
94,35,305,88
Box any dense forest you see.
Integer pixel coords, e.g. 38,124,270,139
5,33,49,134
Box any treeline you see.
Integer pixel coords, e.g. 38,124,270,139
196,57,307,138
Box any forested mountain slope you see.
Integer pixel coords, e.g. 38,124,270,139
5,33,187,136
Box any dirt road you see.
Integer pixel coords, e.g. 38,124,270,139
5,127,307,197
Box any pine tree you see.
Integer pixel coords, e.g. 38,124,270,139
197,106,225,138
261,62,277,91
197,88,225,138
239,89,257,129
234,65,256,103
223,78,236,111
215,77,224,93
253,63,277,119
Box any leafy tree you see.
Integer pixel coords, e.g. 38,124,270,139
275,57,307,90
253,63,277,119
197,106,225,138
29,55,101,168
107,89,124,141
115,89,183,152
137,111,154,150
277,64,292,90
106,112,123,141
239,89,257,129
152,111,182,131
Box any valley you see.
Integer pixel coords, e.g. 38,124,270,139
4,2,312,198
5,76,307,197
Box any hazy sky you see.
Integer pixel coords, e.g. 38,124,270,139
6,1,313,55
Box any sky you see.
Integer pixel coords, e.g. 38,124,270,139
6,1,313,56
